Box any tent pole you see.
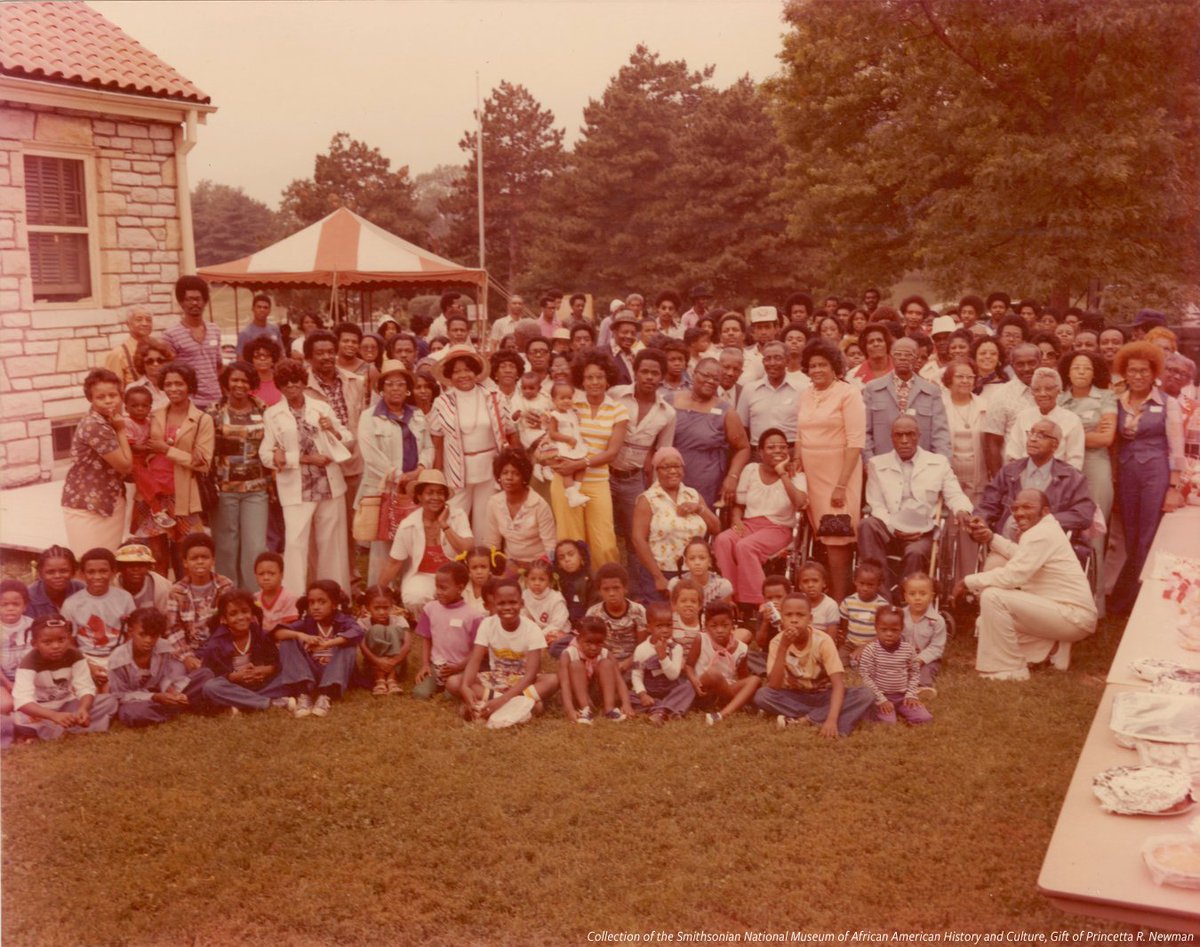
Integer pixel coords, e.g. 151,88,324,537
234,287,240,333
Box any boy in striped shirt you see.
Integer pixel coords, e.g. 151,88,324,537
857,604,932,725
838,560,891,666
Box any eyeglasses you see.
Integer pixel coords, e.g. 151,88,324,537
143,356,166,365
1028,431,1059,442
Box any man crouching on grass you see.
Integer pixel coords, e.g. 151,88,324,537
752,592,874,737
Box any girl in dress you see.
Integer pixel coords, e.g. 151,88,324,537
545,381,591,508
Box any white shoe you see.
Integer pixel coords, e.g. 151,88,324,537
979,668,1030,682
270,696,296,713
566,488,590,508
311,695,332,718
293,694,313,718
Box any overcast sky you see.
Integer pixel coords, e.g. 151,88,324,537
92,1,788,208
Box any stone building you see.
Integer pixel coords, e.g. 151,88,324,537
0,1,214,487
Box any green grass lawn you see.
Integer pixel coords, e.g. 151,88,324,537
1,618,1149,945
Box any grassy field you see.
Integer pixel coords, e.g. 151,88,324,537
1,618,1152,945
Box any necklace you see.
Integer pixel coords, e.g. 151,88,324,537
232,634,251,656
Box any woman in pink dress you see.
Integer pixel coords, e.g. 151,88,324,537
794,338,865,602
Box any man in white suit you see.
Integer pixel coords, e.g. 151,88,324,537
859,415,973,587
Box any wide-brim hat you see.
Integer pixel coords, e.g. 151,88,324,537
433,345,489,388
378,359,411,384
410,468,452,499
930,315,958,336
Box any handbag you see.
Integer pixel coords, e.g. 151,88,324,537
377,484,416,542
197,469,220,526
353,495,382,542
817,513,854,538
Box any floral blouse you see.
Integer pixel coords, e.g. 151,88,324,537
62,409,123,515
642,480,707,572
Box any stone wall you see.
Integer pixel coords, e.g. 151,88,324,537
0,103,182,487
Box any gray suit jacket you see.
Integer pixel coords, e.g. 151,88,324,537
861,373,951,460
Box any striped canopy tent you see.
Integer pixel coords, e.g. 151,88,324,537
197,207,487,293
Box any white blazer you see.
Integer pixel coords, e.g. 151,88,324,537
260,396,354,506
865,446,973,532
356,404,433,503
387,505,473,588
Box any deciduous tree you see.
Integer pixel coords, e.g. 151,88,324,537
770,0,1200,309
191,180,279,267
280,132,425,242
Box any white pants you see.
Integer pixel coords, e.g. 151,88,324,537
282,497,349,598
975,586,1095,674
447,479,494,544
400,572,437,616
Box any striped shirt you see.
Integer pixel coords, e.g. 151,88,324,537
572,393,630,484
839,593,891,647
163,322,222,408
857,639,920,703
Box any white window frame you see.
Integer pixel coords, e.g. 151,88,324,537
23,143,101,309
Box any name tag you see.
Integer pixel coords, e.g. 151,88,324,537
449,619,463,628
1149,405,1163,414
710,407,723,416
906,408,917,416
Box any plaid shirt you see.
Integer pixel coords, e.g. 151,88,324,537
166,574,235,662
314,373,350,427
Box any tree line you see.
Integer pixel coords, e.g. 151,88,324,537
193,0,1200,315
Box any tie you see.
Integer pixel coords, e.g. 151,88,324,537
896,378,910,413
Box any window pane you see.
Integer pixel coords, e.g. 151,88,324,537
24,155,86,227
29,232,90,299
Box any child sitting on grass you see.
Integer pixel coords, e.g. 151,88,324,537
796,561,840,637
548,539,593,658
107,607,213,727
671,578,705,673
748,574,792,675
858,604,932,725
521,558,570,647
462,546,505,613
453,578,559,724
412,562,483,700
585,562,647,679
274,579,363,719
253,552,298,634
900,572,946,700
200,589,287,714
60,547,135,691
668,537,733,608
695,602,760,725
558,615,631,724
0,580,33,718
752,593,874,739
359,585,412,696
630,602,695,725
166,534,235,672
9,615,118,742
839,560,891,667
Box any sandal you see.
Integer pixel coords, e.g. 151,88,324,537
386,679,402,695
371,680,388,696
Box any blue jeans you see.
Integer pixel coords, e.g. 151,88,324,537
609,472,644,542
753,685,875,736
215,490,269,588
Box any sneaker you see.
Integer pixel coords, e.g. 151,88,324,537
270,696,296,713
311,695,332,718
917,685,938,700
706,711,722,726
293,694,313,718
775,714,791,731
603,708,626,722
152,510,177,530
979,668,1030,682
228,707,241,718
576,707,594,725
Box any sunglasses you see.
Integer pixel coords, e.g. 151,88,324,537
144,356,166,365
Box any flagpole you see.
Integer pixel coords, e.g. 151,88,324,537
476,71,487,342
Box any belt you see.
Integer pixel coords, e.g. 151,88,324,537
610,467,642,480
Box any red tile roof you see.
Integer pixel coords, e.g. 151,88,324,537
0,1,210,104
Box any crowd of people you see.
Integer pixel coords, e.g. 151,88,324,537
3,278,1197,741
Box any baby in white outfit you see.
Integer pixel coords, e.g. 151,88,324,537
546,381,589,507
